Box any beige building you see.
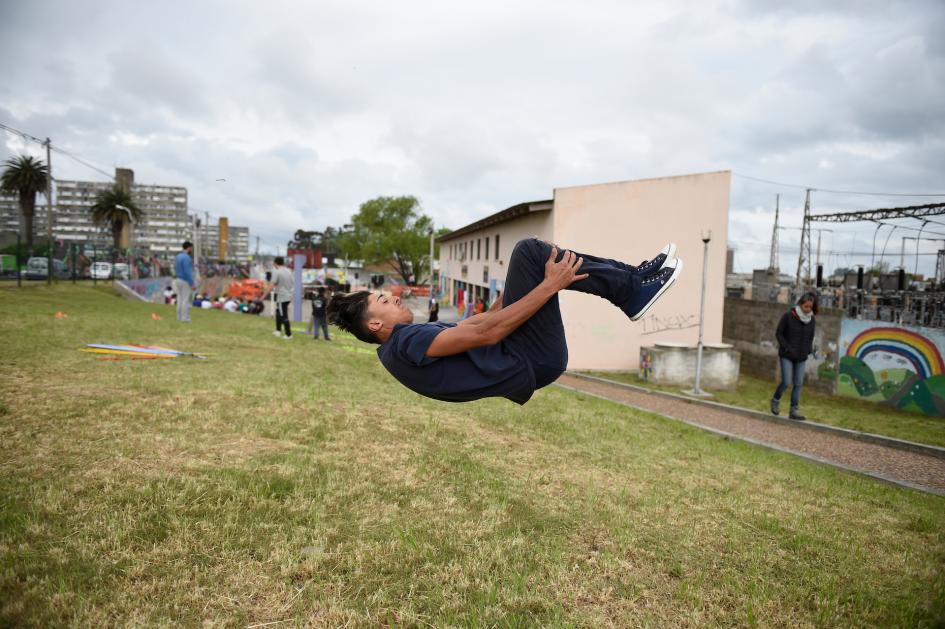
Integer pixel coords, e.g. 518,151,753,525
437,171,731,370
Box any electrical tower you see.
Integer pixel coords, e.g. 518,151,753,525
768,194,780,272
795,189,812,291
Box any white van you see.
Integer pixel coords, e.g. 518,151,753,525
91,262,113,279
113,263,131,280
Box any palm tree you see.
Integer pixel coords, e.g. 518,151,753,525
90,185,143,254
0,155,49,253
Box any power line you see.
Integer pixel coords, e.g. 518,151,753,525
49,146,114,180
734,172,945,198
0,121,45,145
2,120,114,180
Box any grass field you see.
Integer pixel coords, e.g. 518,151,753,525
581,369,945,449
2,283,944,627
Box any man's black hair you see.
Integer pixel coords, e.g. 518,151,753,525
274,256,285,266
182,241,193,250
326,291,379,344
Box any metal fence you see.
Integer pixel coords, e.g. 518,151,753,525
0,230,179,285
0,230,254,288
795,284,945,328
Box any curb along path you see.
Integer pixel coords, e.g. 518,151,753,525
555,373,945,496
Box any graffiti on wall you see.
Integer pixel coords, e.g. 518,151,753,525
121,278,172,303
838,320,945,417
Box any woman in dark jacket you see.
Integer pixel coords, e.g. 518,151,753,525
771,292,817,420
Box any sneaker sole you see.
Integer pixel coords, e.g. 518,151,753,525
629,259,683,321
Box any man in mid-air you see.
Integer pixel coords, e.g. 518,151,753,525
328,238,681,404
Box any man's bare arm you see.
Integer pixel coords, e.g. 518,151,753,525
426,248,586,357
457,311,495,327
488,294,503,312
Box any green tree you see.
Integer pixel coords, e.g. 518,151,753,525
0,155,49,253
340,196,442,284
90,185,143,253
288,229,318,250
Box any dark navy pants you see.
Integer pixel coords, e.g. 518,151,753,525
503,238,641,389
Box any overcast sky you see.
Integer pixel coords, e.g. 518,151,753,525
2,0,944,275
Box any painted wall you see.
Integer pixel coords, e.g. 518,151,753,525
838,320,945,416
553,171,731,370
723,298,842,393
119,278,173,303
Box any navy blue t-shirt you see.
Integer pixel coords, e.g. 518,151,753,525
377,322,536,404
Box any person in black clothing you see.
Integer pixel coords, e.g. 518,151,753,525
311,288,330,340
428,299,439,322
771,292,818,420
326,238,682,404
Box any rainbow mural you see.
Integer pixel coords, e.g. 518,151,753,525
845,326,945,380
839,320,945,417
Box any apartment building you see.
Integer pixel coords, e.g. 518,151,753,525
0,167,254,259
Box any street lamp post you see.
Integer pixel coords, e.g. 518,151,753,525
688,231,712,397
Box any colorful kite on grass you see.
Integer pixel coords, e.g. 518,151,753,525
81,344,209,360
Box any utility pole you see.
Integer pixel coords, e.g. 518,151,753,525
193,215,201,272
45,138,53,285
795,188,812,291
768,194,780,272
428,227,435,299
816,230,822,268
255,235,260,258
916,220,929,278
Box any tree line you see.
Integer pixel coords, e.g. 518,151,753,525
4,153,451,284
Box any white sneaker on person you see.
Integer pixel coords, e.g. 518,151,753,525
272,330,282,337
282,334,293,340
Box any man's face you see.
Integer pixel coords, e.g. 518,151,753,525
186,246,193,255
366,292,413,335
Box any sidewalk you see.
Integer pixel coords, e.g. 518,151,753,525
556,373,945,496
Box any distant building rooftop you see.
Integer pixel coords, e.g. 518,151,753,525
437,200,552,243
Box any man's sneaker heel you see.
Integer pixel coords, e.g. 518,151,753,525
625,258,683,321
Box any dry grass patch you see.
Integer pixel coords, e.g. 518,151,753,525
1,285,944,626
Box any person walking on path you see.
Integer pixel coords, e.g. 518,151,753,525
311,287,331,340
265,256,294,339
328,238,680,404
771,292,818,420
428,298,439,322
173,241,195,323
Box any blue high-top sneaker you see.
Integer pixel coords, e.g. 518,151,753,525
623,258,683,321
632,243,676,277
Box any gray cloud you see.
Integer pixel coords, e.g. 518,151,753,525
1,0,943,274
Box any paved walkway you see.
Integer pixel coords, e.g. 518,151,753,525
556,373,945,496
